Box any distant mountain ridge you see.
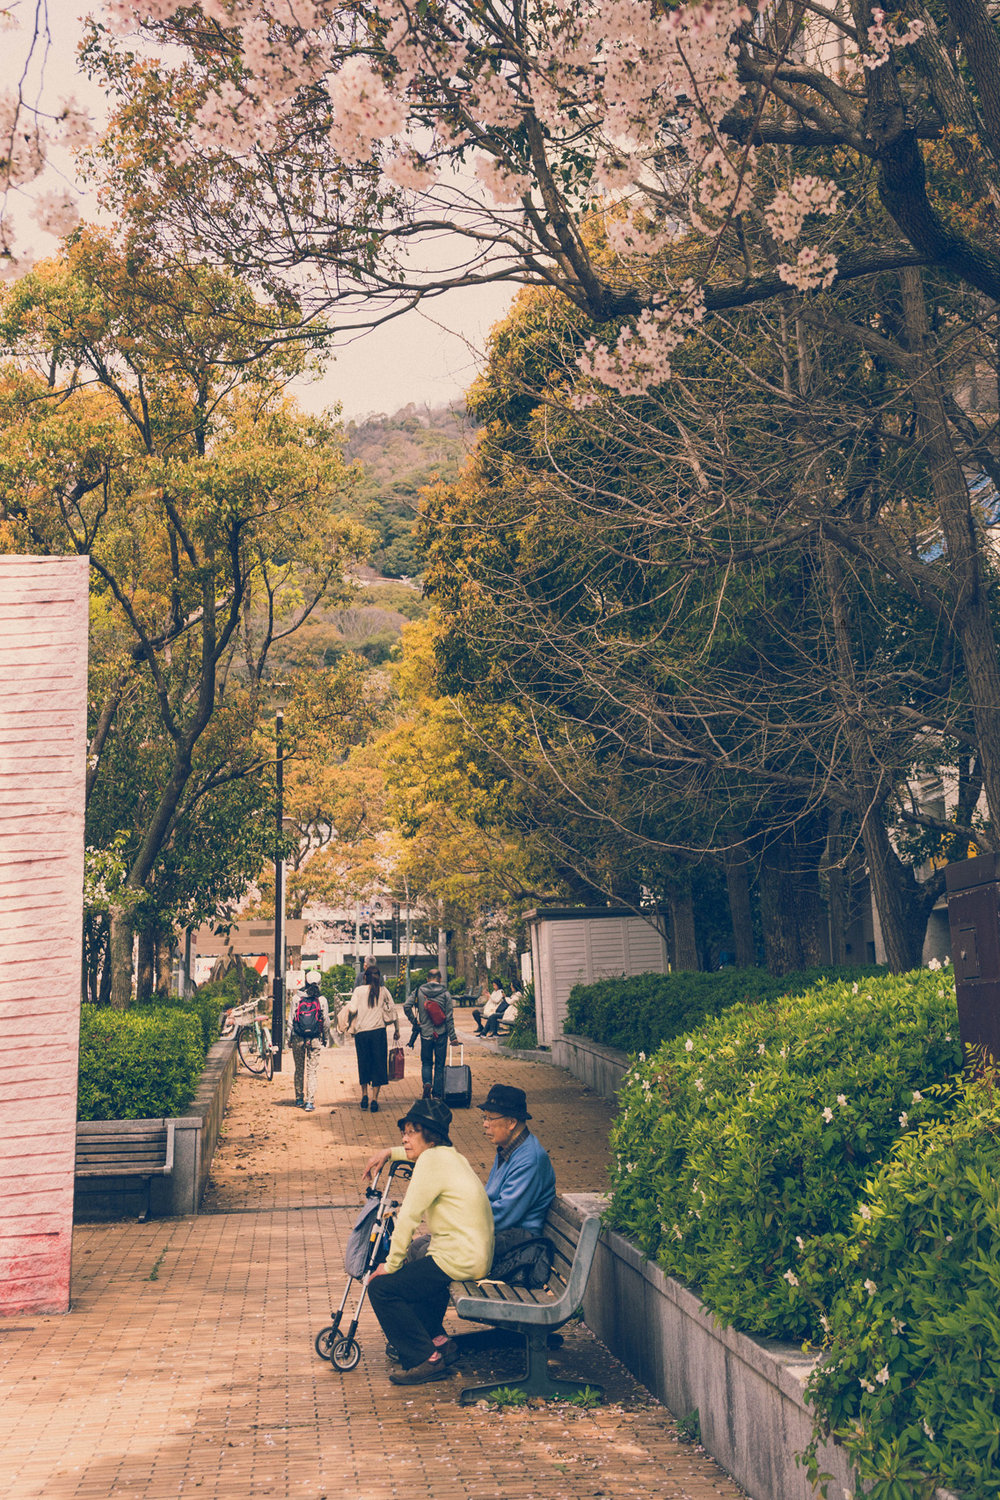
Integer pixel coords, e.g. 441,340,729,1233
344,402,478,580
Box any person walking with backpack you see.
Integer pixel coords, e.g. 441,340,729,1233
341,964,400,1113
286,971,332,1111
403,970,457,1100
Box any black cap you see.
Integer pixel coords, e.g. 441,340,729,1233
396,1097,453,1144
479,1084,531,1121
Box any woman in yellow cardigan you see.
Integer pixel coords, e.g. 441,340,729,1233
364,1098,493,1384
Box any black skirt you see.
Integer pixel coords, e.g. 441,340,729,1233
355,1027,389,1086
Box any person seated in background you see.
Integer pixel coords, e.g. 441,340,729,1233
479,1083,556,1259
472,984,508,1036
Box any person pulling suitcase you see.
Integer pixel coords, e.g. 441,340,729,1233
403,971,457,1099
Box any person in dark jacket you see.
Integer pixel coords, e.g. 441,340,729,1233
403,970,457,1099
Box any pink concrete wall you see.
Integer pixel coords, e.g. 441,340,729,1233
0,556,89,1315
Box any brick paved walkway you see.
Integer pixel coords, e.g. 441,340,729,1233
0,1012,746,1500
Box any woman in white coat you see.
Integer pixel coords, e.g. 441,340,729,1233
342,964,400,1113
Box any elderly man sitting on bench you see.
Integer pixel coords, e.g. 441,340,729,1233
479,1083,556,1263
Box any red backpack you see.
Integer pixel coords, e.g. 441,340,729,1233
424,998,447,1032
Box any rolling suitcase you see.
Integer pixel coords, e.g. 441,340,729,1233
443,1043,472,1108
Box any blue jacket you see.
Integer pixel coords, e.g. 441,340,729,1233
485,1130,556,1234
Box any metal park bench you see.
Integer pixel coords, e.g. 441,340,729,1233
75,1118,176,1222
450,1201,603,1404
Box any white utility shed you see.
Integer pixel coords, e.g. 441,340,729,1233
525,906,669,1045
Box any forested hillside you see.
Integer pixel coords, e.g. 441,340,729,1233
344,403,477,579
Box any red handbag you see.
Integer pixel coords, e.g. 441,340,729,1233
388,1045,405,1081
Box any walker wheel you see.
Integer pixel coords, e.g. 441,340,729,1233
331,1336,361,1371
314,1326,335,1360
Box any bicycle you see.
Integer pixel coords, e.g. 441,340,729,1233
221,999,275,1080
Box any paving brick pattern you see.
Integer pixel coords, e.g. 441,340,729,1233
0,1012,746,1499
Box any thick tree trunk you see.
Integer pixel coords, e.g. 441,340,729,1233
109,909,134,1010
758,824,829,973
758,847,802,974
668,888,700,970
156,937,174,997
822,533,932,971
825,810,849,966
723,845,756,966
900,267,1000,838
136,930,155,1003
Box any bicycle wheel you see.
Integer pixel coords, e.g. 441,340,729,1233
261,1027,274,1081
237,1023,268,1074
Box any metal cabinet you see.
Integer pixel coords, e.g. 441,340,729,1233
945,853,1000,1062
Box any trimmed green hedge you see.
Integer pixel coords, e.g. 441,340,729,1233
142,988,226,1053
804,1074,1000,1500
78,1004,208,1121
565,965,882,1054
607,968,963,1342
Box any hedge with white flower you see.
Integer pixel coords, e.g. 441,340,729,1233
607,967,962,1341
802,1071,1000,1500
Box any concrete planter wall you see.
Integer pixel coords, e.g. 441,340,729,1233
551,1033,629,1097
561,1192,960,1500
550,1031,964,1500
74,1035,238,1221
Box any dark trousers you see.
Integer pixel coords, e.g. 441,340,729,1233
420,1033,447,1096
367,1254,451,1368
355,1028,388,1087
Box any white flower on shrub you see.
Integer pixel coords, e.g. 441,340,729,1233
783,1270,799,1286
820,1314,830,1333
922,1417,935,1440
891,1317,906,1334
673,1224,683,1240
685,1038,694,1051
864,1278,878,1294
638,1051,646,1062
780,1045,788,1059
860,1377,876,1393
899,1111,909,1128
757,1042,766,1054
852,982,859,994
796,1235,804,1248
822,1106,834,1123
911,1091,923,1103
858,1203,872,1221
695,1077,705,1091
945,1033,952,1042
927,957,942,971
837,1094,848,1108
875,1364,890,1385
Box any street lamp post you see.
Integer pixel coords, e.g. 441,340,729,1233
272,708,285,1073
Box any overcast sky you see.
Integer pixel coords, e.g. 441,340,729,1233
19,0,513,420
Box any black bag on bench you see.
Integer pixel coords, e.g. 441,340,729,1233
490,1233,554,1289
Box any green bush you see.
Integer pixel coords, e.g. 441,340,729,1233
566,964,882,1054
320,963,357,994
607,968,963,1341
804,1073,1000,1500
143,988,225,1052
78,1006,206,1120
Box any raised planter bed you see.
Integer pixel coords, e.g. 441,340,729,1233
73,1034,238,1221
560,1191,961,1500
551,1033,629,1097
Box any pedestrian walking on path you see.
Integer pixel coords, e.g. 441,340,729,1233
340,964,400,1113
404,969,457,1099
286,971,331,1111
